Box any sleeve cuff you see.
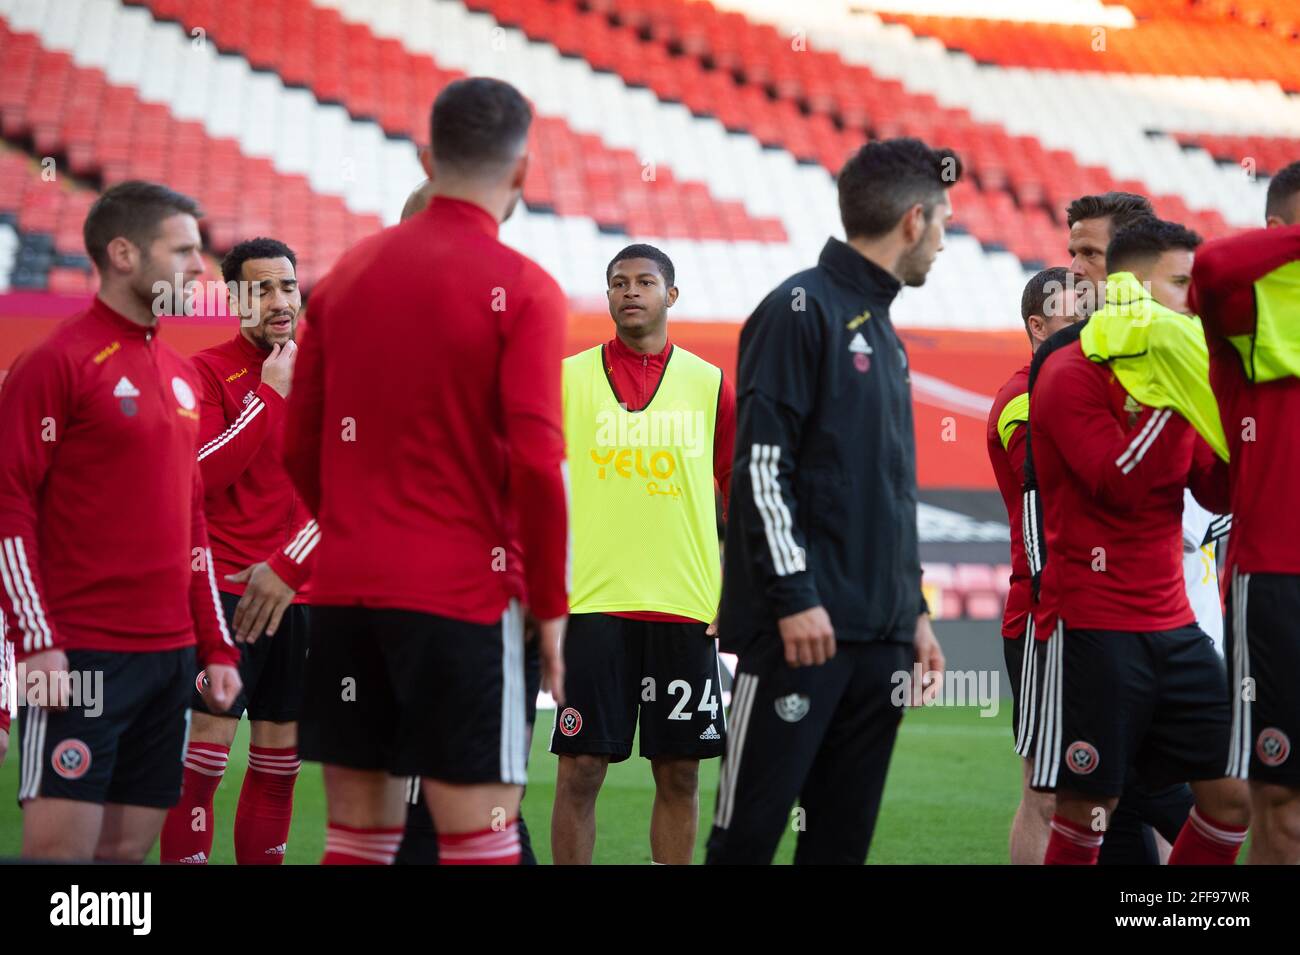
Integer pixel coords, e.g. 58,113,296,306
266,549,307,592
768,574,821,620
255,381,286,413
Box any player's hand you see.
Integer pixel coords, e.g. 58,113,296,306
23,648,73,710
912,613,945,706
199,664,242,714
778,605,835,668
0,727,9,769
226,561,296,643
536,615,566,708
260,341,298,398
706,615,718,638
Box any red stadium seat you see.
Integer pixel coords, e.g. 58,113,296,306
455,0,1242,264
0,18,382,289
116,0,786,246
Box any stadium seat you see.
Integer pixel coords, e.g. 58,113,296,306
120,0,786,245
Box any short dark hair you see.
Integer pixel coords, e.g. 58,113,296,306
430,77,532,175
1021,266,1070,325
606,243,675,288
1265,160,1300,222
1106,218,1202,275
1065,191,1154,236
220,237,297,284
837,138,963,240
83,180,202,269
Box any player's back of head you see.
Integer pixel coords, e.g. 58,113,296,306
836,137,963,240
1106,218,1202,277
1021,266,1070,325
1265,160,1300,227
429,77,532,181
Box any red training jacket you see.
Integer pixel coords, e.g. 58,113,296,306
1191,225,1300,576
986,362,1032,638
191,331,317,598
1030,342,1228,636
284,197,568,624
0,298,238,666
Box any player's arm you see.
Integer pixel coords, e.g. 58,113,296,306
1187,434,1230,516
189,462,241,711
1034,357,1189,511
284,304,326,517
732,296,833,666
227,517,317,644
0,345,68,665
265,517,317,593
500,275,568,622
1190,225,1300,339
713,372,737,517
194,355,286,495
500,271,569,702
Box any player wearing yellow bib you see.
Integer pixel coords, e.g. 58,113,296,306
550,245,736,864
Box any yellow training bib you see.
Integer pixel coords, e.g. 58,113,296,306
563,344,722,621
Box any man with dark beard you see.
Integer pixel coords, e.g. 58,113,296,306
161,237,316,864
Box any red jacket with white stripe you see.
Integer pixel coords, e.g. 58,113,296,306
192,332,316,598
0,298,238,666
1030,342,1228,636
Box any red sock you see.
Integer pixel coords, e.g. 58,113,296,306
160,742,230,864
1169,807,1248,865
321,823,404,865
438,821,521,865
1043,814,1104,865
234,745,300,865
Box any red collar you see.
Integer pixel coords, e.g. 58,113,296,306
90,297,158,339
606,334,672,364
427,196,500,238
233,330,271,364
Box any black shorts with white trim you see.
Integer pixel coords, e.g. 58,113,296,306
1003,618,1045,758
1225,570,1300,785
1030,623,1232,797
18,646,194,808
299,600,528,784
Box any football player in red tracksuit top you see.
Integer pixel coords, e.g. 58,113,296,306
0,181,241,861
286,78,569,866
1029,219,1250,865
161,237,316,865
986,266,1080,864
1191,172,1300,862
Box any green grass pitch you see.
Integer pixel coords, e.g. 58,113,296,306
0,704,1020,864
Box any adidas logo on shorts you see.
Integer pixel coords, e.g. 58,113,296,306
699,723,720,741
177,852,207,864
266,843,287,856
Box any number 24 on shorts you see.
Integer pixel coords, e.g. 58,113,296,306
642,678,719,720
